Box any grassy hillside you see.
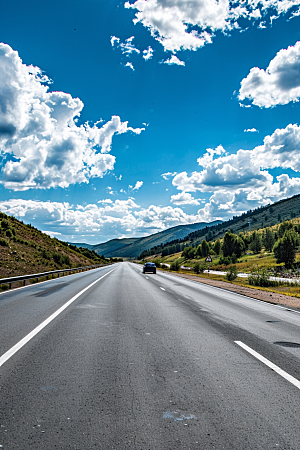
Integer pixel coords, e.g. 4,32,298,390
104,221,222,258
0,212,109,280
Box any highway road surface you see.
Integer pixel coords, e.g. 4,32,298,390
1,262,300,449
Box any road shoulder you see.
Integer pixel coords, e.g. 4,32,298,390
160,270,300,310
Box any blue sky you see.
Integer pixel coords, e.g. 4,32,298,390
1,0,300,243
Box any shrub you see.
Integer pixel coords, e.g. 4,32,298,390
248,268,281,287
219,256,232,266
0,238,8,247
61,255,71,266
5,229,12,238
170,260,180,271
41,248,51,260
1,219,9,230
194,262,206,274
52,252,62,264
226,265,238,281
194,262,200,274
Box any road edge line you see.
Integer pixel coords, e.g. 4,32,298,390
0,266,117,368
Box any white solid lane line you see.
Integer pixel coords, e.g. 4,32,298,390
0,267,117,368
235,341,300,390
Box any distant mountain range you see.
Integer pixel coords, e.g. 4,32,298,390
140,193,300,259
72,194,300,259
73,221,222,258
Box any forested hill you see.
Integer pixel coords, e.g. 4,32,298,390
139,194,300,259
81,221,222,258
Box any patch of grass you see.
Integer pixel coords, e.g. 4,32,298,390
186,272,300,298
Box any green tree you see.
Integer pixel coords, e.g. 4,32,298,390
273,229,299,268
201,239,209,258
278,221,294,238
196,244,202,257
249,231,262,254
234,237,245,258
206,230,213,241
222,232,237,257
262,228,275,252
188,247,197,259
182,246,192,260
213,239,221,255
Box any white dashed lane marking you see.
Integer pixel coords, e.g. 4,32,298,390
235,341,300,390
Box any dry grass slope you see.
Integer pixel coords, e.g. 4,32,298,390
0,213,107,280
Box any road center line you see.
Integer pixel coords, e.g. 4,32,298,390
0,267,117,368
235,341,300,390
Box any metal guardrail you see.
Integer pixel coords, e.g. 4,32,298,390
0,264,107,289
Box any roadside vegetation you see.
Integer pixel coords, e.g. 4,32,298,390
0,212,121,283
138,218,300,298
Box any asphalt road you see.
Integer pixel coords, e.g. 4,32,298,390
1,262,300,449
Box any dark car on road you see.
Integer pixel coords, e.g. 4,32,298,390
142,262,156,274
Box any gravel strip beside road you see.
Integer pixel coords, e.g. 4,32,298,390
164,271,300,310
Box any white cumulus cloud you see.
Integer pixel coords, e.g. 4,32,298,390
171,123,300,220
161,55,185,66
132,180,143,190
0,43,144,191
0,198,210,242
239,41,300,108
110,36,120,47
170,192,200,205
125,61,135,70
124,0,300,53
161,171,177,180
110,36,140,56
197,145,226,167
143,46,154,60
